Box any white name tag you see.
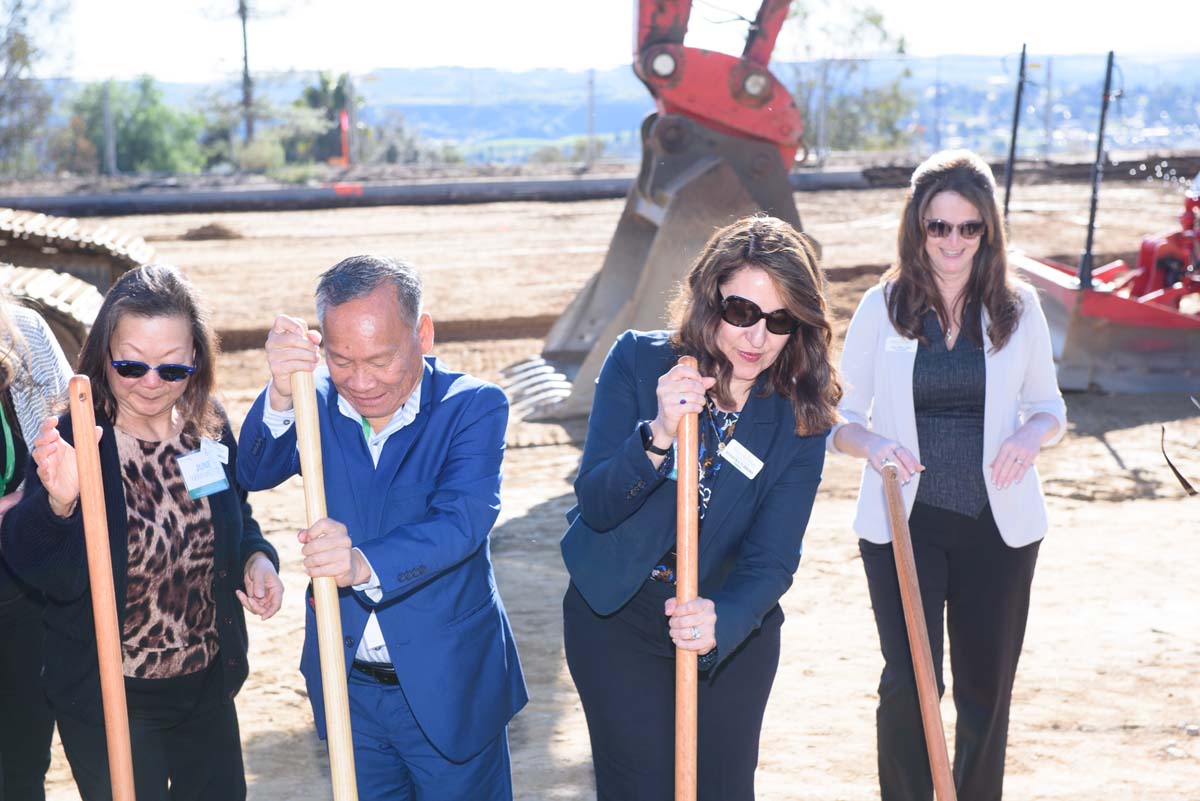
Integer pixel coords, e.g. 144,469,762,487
176,450,230,499
200,437,229,465
720,439,763,480
885,336,918,353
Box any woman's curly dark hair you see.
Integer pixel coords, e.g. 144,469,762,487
669,215,842,435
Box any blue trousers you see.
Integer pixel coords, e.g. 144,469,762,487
347,670,512,801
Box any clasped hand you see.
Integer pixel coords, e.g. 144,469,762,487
266,314,322,411
665,596,717,655
299,517,371,588
650,363,717,446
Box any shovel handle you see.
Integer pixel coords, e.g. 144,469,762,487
674,355,699,801
69,376,136,801
291,370,359,801
881,465,957,801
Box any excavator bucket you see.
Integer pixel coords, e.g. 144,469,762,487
1012,252,1200,393
502,112,806,420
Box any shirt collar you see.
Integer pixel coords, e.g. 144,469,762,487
335,372,423,443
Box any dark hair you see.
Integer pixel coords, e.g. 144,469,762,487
885,148,1021,351
669,215,842,435
315,255,422,325
76,264,221,436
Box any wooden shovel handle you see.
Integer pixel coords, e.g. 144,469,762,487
881,465,957,801
69,376,135,801
291,370,359,801
674,355,699,801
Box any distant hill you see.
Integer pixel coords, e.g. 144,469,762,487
43,53,1200,161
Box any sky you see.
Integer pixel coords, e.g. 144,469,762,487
50,0,1195,84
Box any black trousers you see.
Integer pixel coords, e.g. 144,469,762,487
56,661,245,801
0,585,54,801
564,579,782,801
859,502,1040,801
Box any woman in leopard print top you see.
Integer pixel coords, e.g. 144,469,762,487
2,265,283,801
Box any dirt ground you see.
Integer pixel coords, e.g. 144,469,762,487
38,179,1200,800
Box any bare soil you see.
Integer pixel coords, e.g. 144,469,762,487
39,179,1200,800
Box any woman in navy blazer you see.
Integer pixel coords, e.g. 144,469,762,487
561,216,842,801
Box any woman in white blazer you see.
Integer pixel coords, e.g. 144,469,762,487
828,150,1066,801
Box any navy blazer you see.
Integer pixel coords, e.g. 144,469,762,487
561,330,826,667
236,357,527,763
0,406,278,724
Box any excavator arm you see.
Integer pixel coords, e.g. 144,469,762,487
503,0,813,419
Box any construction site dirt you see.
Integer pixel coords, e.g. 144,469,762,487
40,179,1199,800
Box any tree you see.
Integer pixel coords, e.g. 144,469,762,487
47,114,99,174
0,0,60,173
785,1,916,156
284,71,357,163
68,77,206,174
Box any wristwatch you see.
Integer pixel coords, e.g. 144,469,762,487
639,421,672,456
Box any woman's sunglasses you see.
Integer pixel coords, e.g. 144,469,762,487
110,360,196,382
720,295,801,336
924,218,986,240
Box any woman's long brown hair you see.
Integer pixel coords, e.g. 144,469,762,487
885,149,1021,351
670,215,842,435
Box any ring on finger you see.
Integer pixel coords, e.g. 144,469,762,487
690,626,700,640
1015,457,1025,465
881,457,891,467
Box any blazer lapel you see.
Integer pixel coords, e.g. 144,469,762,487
697,385,779,558
885,319,920,461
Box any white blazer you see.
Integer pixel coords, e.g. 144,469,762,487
827,281,1067,547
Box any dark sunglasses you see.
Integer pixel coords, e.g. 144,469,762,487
924,218,986,240
110,360,196,382
720,295,801,335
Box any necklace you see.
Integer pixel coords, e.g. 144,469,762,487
706,400,738,453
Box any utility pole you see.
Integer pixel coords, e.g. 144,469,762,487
346,76,357,166
239,0,254,142
1042,57,1053,161
586,69,596,169
102,83,117,176
932,57,942,152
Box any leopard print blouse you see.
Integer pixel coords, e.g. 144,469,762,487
116,425,220,679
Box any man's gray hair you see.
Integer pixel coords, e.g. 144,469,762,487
315,255,423,325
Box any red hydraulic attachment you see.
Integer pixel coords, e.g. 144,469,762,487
1014,177,1200,393
635,0,805,165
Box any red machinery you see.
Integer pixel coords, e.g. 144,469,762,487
503,0,809,419
1011,51,1200,393
1013,178,1200,392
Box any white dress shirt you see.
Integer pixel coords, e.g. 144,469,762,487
262,379,422,664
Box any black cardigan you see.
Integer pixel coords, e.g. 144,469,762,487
0,406,279,724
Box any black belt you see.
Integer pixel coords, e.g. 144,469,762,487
352,659,399,686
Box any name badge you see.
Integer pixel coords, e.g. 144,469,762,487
176,450,230,499
720,439,763,480
885,336,918,353
200,437,229,465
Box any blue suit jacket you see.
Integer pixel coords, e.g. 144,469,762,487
561,330,826,667
237,357,527,762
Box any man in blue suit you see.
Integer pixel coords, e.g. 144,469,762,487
237,254,527,800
